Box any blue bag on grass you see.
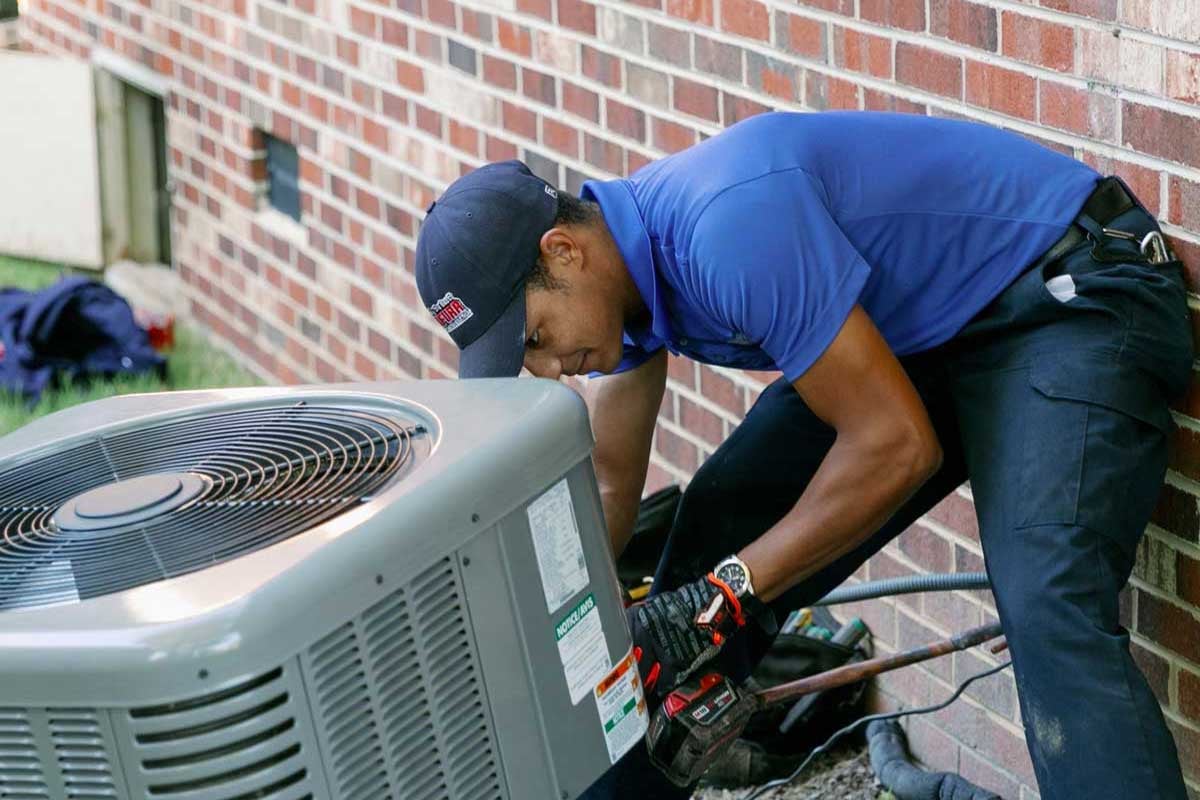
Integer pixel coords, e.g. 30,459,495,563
0,276,166,403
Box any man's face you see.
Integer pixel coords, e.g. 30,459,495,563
522,244,626,379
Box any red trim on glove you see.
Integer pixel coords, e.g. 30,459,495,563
706,572,747,628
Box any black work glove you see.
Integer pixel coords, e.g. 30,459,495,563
628,573,775,701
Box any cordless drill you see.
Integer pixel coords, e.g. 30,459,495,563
644,621,1005,787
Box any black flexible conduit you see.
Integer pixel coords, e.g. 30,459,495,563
868,719,1000,800
813,572,991,606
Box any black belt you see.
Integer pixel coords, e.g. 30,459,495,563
1028,176,1174,278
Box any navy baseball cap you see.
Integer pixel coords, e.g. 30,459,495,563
415,160,559,378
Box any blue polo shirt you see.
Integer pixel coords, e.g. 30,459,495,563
581,111,1100,381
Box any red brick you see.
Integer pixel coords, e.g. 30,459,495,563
665,0,712,27
806,72,860,110
679,398,725,445
1080,153,1161,215
775,12,825,60
958,745,1022,799
427,0,456,27
563,81,600,122
723,92,773,125
673,76,720,121
700,368,743,413
516,0,552,21
483,55,517,90
896,43,963,99
361,117,388,151
1151,483,1199,543
584,134,624,174
1184,668,1200,723
1001,12,1074,73
1041,0,1116,20
497,19,532,56
1168,50,1200,106
503,100,538,139
381,17,408,47
606,98,646,141
863,90,927,114
1131,640,1172,707
449,119,481,155
542,117,579,157
557,0,596,35
965,61,1036,120
898,523,953,572
656,426,699,472
395,59,424,92
652,117,696,154
348,5,376,36
721,0,769,42
861,0,925,31
667,354,695,389
834,26,893,79
1039,81,1116,142
1137,592,1200,662
930,0,997,51
582,45,621,88
1169,175,1200,228
1123,102,1200,171
522,67,557,106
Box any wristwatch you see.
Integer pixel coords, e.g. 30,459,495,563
713,554,755,597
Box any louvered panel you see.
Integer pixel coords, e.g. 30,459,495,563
115,663,325,799
303,623,391,799
0,708,50,799
407,560,501,800
303,557,506,800
48,710,121,799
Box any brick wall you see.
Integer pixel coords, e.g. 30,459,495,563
17,0,1200,797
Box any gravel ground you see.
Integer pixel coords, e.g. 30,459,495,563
692,745,891,800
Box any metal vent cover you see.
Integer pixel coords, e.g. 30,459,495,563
303,557,506,800
0,402,424,611
115,662,325,799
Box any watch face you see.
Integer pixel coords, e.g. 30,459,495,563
716,563,747,595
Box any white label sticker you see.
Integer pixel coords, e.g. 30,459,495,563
528,479,589,613
594,648,648,764
555,593,612,705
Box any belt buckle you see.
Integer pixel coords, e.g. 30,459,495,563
1139,231,1172,264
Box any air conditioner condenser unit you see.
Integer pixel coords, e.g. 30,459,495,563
0,378,646,800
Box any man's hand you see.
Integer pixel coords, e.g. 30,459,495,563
627,574,775,700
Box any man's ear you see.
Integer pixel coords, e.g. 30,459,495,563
539,226,582,273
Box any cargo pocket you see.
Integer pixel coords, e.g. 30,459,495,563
1017,350,1172,558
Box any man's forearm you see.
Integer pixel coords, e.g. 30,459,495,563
738,430,941,603
598,477,641,559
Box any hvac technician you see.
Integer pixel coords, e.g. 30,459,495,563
414,111,1193,800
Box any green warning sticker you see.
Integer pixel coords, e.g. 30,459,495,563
554,593,610,705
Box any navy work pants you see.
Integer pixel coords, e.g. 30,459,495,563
582,200,1194,799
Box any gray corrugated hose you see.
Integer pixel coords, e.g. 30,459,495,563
813,573,991,606
867,719,1000,800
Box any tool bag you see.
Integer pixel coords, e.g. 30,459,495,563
0,276,166,403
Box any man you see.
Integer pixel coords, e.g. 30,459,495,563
415,111,1193,799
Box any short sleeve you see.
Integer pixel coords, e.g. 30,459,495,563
588,335,661,378
688,169,871,382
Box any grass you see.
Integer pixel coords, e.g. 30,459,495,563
0,255,262,436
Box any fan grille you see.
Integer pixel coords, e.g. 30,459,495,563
0,402,424,612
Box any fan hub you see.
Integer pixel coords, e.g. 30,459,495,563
55,473,208,532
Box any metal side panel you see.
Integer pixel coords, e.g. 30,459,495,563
110,659,331,800
0,706,133,799
300,556,507,800
460,458,636,800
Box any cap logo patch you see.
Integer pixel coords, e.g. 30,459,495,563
544,185,558,198
429,291,474,333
